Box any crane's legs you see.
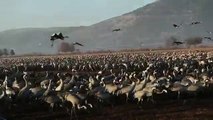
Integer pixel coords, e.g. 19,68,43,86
51,41,54,47
70,107,78,120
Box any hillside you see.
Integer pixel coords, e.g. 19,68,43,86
0,0,213,54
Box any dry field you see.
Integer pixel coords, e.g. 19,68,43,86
2,46,213,59
1,98,213,120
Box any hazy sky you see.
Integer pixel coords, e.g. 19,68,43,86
0,0,155,32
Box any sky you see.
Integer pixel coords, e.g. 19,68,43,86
0,0,156,32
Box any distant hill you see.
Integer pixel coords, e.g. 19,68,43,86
0,0,213,54
0,27,85,54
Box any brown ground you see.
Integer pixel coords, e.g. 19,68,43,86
1,97,213,120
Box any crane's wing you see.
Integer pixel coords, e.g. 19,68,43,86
57,32,63,36
50,33,57,40
57,32,64,38
173,42,177,45
190,21,201,25
173,24,180,28
73,42,84,46
112,28,121,32
51,33,57,36
173,41,182,45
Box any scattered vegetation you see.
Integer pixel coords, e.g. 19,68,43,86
57,42,75,53
0,48,15,56
165,36,179,47
185,37,203,47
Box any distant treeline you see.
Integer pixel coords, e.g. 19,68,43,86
0,48,15,56
165,36,203,47
57,42,75,53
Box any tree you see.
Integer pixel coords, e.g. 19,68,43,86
3,48,8,55
69,43,75,52
165,36,178,48
185,37,202,47
58,42,75,53
10,49,15,55
0,49,3,56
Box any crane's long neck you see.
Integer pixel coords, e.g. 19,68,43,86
68,76,75,84
43,80,52,96
0,89,5,99
56,79,64,91
16,65,19,74
13,77,20,89
45,71,49,79
3,76,8,89
47,80,52,92
19,75,28,93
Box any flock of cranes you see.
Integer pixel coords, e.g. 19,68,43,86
50,32,83,48
173,21,202,28
49,28,121,48
49,20,212,49
49,25,122,51
172,21,213,45
0,50,213,119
